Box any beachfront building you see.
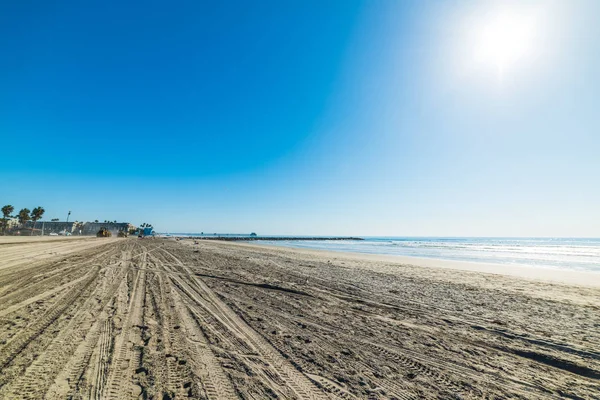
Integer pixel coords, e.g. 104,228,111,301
22,221,134,236
1,217,20,234
24,221,75,235
5,217,19,230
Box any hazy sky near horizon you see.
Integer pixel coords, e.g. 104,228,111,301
1,0,599,236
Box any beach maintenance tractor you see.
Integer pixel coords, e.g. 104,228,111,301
96,227,112,237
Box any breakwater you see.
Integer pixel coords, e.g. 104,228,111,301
180,236,364,241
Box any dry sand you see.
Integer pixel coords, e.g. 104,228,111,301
0,237,598,399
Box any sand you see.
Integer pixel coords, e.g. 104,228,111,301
230,241,600,288
0,237,598,399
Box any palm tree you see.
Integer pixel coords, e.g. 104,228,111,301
30,207,45,236
18,208,31,229
2,205,14,235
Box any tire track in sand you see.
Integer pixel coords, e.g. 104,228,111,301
0,266,100,374
157,247,330,400
1,245,131,399
171,285,238,399
103,249,147,400
44,248,133,399
148,250,237,399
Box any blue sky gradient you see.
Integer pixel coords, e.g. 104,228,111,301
1,0,599,236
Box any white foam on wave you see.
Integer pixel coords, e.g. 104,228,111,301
257,237,600,273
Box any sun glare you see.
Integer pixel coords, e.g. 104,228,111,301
466,5,543,81
477,12,536,75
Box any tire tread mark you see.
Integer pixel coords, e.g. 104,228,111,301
157,248,330,400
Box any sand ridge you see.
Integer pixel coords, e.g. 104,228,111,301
0,238,598,399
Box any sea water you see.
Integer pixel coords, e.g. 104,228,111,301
256,237,600,273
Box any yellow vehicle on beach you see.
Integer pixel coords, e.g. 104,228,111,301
96,227,112,237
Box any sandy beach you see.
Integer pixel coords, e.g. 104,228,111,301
0,237,598,399
233,241,600,288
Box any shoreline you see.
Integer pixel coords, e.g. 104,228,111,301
1,238,599,398
220,239,600,288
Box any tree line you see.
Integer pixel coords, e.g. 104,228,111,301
1,205,153,236
1,205,45,235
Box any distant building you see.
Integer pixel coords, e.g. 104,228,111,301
25,221,75,235
24,221,133,236
2,217,20,233
143,227,153,236
6,218,19,229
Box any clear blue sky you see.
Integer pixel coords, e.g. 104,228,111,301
1,0,599,236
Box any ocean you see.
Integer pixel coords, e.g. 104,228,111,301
254,237,600,273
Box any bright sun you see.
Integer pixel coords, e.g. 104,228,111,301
469,6,540,80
